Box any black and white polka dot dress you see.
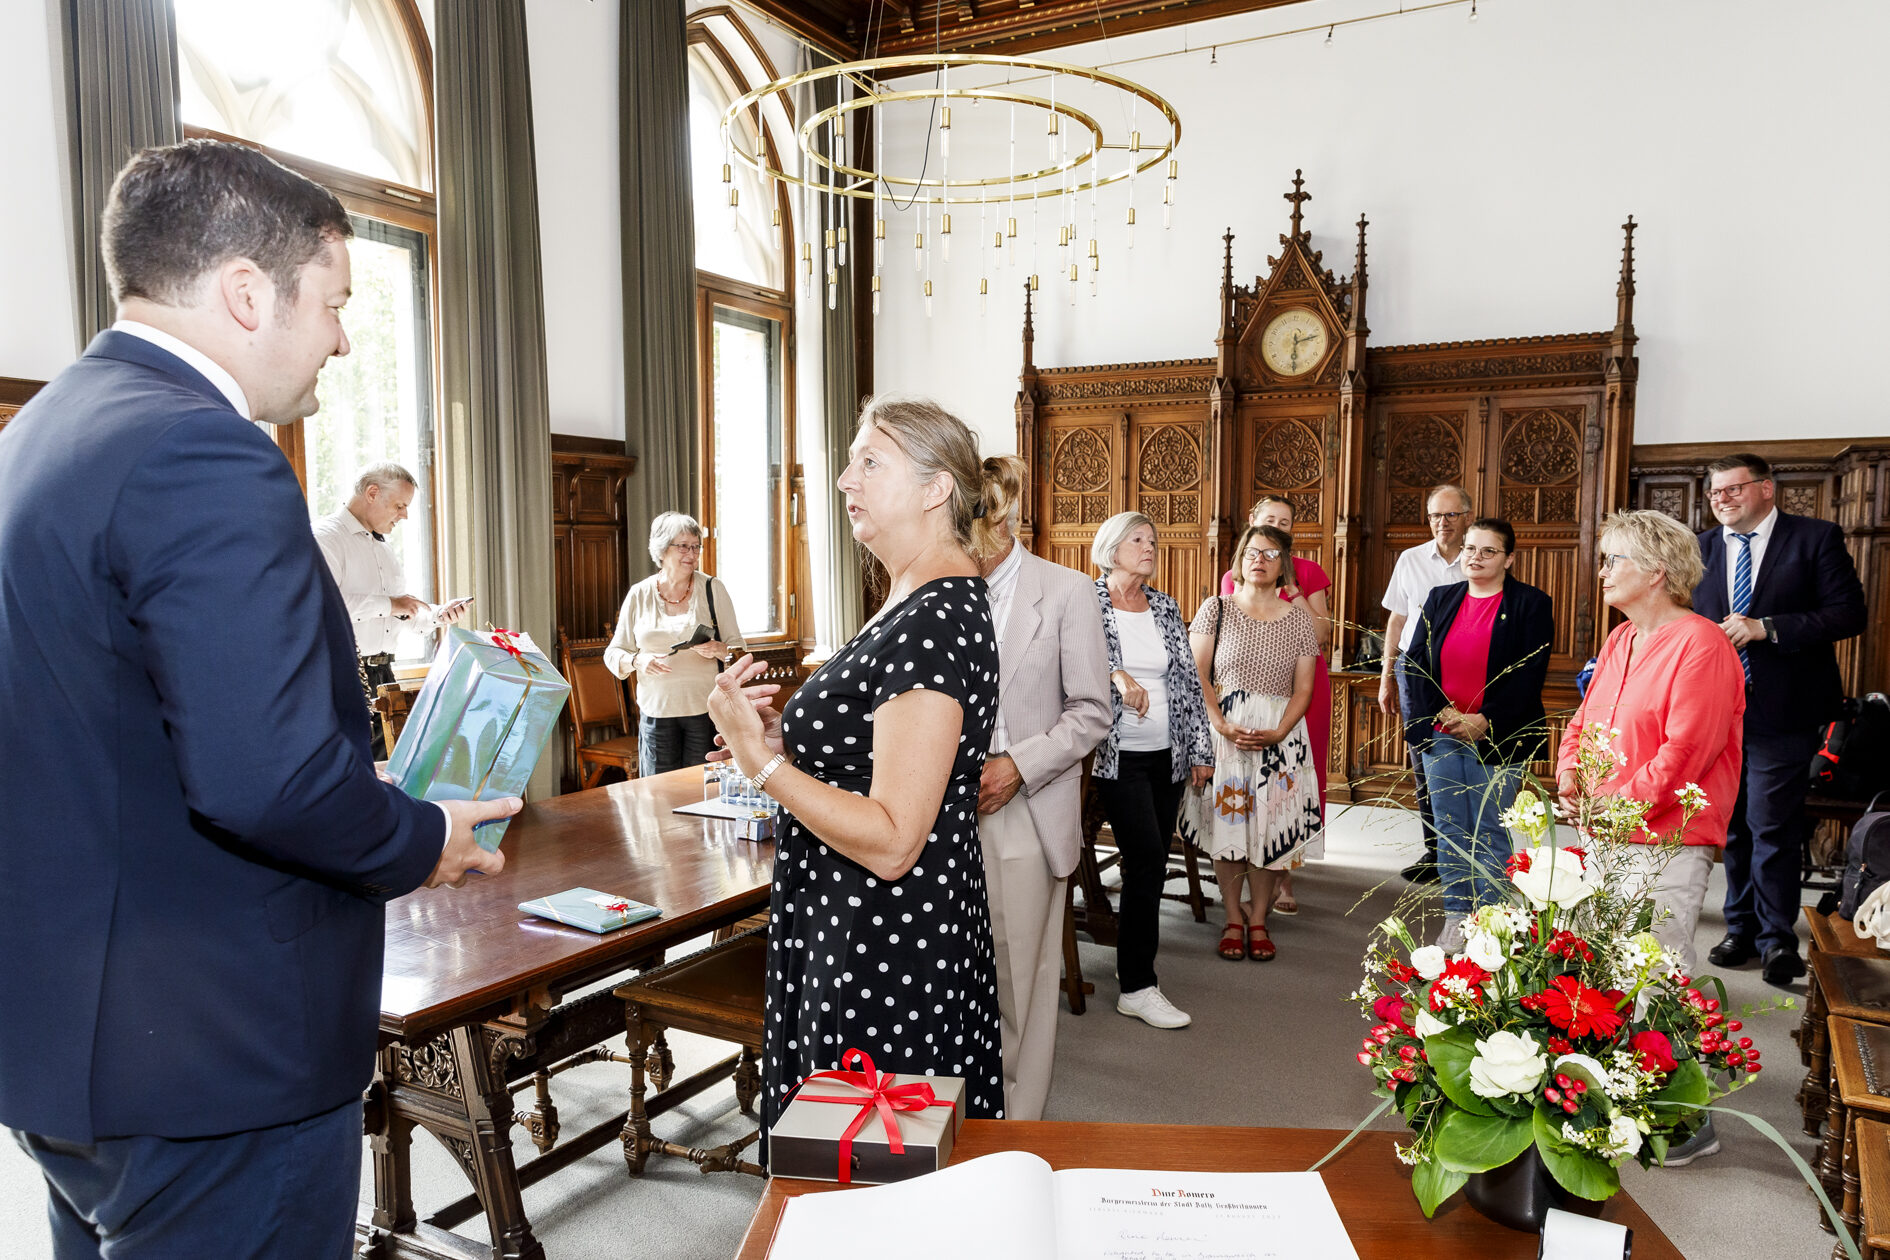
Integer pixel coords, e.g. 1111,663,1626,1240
761,576,1004,1134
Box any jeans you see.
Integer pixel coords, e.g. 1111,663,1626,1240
1396,657,1440,860
639,711,719,778
12,1099,361,1260
1093,748,1186,994
1419,734,1519,918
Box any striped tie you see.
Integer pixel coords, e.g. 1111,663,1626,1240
1731,531,1756,686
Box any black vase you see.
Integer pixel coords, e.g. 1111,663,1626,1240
1463,1145,1568,1232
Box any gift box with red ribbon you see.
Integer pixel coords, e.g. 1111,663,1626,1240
768,1049,965,1185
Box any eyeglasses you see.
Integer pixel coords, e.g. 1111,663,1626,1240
1705,479,1764,503
670,542,703,555
1427,510,1468,523
1464,545,1507,560
1597,553,1635,572
1244,548,1284,563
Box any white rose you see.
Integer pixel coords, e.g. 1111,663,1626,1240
1606,1114,1643,1159
1413,1006,1452,1037
1510,845,1598,910
1469,1030,1548,1099
1409,945,1446,980
1465,930,1509,973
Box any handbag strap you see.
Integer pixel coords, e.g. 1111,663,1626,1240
1210,596,1225,689
705,576,725,674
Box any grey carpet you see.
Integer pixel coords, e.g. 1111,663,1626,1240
0,806,1840,1257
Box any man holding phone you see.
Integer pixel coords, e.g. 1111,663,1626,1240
314,462,469,756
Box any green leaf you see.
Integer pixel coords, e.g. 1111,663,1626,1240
1532,1108,1621,1201
1412,1157,1470,1218
1424,1027,1496,1117
1650,1059,1712,1116
1435,1110,1536,1173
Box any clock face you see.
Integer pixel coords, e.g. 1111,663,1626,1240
1260,308,1329,377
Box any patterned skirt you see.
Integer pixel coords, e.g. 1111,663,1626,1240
1180,690,1324,869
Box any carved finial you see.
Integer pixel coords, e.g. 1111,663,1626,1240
1349,214,1369,336
1355,214,1369,282
1615,215,1636,333
1022,279,1035,371
1221,227,1235,293
1285,169,1310,239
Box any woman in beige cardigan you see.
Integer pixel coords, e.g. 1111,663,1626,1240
604,511,744,777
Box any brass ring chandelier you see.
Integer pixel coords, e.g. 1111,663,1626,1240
721,54,1182,317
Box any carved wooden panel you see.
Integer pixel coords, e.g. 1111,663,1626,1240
1498,406,1583,524
1049,425,1114,529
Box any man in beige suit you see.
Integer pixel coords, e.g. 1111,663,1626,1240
975,456,1113,1121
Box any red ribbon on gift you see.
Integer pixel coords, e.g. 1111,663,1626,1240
792,1048,956,1184
489,628,526,660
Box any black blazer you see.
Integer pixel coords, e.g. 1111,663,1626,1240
0,331,445,1142
1403,579,1554,765
1694,510,1866,732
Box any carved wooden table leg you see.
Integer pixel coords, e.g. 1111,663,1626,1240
361,1049,416,1257
1845,1116,1865,1241
514,1070,560,1155
620,1004,657,1174
1803,966,1827,1066
1823,1100,1853,1232
450,1024,546,1260
734,1046,761,1116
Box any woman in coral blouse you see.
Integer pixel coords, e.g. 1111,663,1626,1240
1220,495,1330,915
1556,509,1745,979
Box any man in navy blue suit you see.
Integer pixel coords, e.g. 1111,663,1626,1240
0,140,521,1258
1695,453,1865,988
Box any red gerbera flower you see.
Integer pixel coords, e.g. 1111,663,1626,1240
1506,851,1532,877
1385,959,1418,984
1428,958,1492,1011
1537,975,1625,1039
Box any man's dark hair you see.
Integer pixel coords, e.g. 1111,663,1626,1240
1468,516,1516,554
102,138,353,309
1705,452,1771,480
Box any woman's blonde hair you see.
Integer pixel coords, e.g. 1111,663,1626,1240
856,394,982,553
972,454,1027,561
1247,494,1293,525
1092,511,1156,576
1599,509,1704,608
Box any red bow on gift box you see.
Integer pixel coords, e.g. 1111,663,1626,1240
794,1048,956,1183
489,628,525,660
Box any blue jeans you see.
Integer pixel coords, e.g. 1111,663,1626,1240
11,1098,361,1260
1396,658,1440,859
639,711,719,778
1419,734,1520,917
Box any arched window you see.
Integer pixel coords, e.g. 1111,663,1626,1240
688,17,798,644
176,0,442,663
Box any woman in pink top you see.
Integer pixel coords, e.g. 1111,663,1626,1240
1556,509,1746,979
1220,495,1330,914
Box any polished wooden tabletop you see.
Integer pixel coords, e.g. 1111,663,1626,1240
736,1122,1679,1260
380,767,775,1040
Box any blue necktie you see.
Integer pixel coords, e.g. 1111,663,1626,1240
1731,531,1756,686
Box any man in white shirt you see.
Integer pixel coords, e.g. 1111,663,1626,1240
314,463,467,755
1378,485,1472,884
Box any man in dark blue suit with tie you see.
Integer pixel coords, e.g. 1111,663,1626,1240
0,140,522,1258
1695,453,1866,988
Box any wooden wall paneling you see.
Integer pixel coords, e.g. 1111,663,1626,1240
1491,389,1601,676
550,438,636,792
1133,411,1210,607
0,377,46,433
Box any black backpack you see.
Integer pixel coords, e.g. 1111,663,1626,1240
1811,693,1890,801
1838,792,1890,920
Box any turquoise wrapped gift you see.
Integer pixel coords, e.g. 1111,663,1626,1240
386,627,571,850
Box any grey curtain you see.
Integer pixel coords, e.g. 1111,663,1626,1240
814,71,864,646
62,0,180,344
620,0,697,569
434,0,558,799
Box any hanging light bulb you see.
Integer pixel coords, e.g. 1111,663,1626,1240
827,268,837,311
941,213,952,261
1325,24,1334,47
979,275,989,316
939,105,951,159
825,227,836,274
801,241,812,277
837,225,849,268
1126,205,1137,249
1047,115,1059,162
924,278,933,317
728,186,740,233
871,274,882,317
914,231,925,272
874,217,886,269
1468,0,1478,20
1163,183,1174,229
1028,272,1039,291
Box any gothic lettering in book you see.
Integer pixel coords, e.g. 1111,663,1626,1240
767,1151,1360,1260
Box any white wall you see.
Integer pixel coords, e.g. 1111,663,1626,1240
866,0,1890,454
1,0,77,381
528,0,623,439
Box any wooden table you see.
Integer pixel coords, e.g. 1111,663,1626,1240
359,768,775,1260
735,1122,1681,1260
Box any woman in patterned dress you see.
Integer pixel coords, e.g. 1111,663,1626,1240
1186,524,1324,962
707,395,1005,1135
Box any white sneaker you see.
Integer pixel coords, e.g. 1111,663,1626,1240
1437,916,1467,955
1117,985,1192,1029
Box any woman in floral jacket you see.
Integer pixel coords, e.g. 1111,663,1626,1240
1090,512,1214,1031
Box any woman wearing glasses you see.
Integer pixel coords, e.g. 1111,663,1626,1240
1187,524,1324,962
604,511,745,777
1400,518,1553,950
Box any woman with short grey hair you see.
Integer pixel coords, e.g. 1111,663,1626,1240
1089,511,1214,1030
603,511,744,777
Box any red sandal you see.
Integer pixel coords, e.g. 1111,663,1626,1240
1218,924,1248,961
1248,924,1276,962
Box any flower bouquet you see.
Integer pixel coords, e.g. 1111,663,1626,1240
1352,752,1769,1218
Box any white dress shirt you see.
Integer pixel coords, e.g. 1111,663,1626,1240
984,541,1027,751
1722,506,1779,609
1382,539,1467,652
112,320,251,419
313,508,437,656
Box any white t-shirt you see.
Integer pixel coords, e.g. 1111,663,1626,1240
1382,539,1467,653
1114,607,1172,753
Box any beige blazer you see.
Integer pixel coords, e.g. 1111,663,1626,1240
995,550,1113,879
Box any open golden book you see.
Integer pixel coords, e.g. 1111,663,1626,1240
768,1151,1360,1260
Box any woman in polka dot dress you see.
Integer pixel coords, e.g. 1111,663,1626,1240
708,395,1005,1137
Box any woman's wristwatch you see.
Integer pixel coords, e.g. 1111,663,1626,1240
751,752,789,791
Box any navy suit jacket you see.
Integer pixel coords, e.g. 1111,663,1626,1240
0,331,445,1143
1402,578,1555,765
1694,510,1866,734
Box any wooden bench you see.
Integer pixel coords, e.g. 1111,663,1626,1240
1803,908,1890,1135
1821,1018,1890,1240
1853,1116,1890,1260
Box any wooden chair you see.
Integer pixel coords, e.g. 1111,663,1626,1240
373,678,424,752
559,634,639,789
1801,907,1890,1135
613,927,767,1177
